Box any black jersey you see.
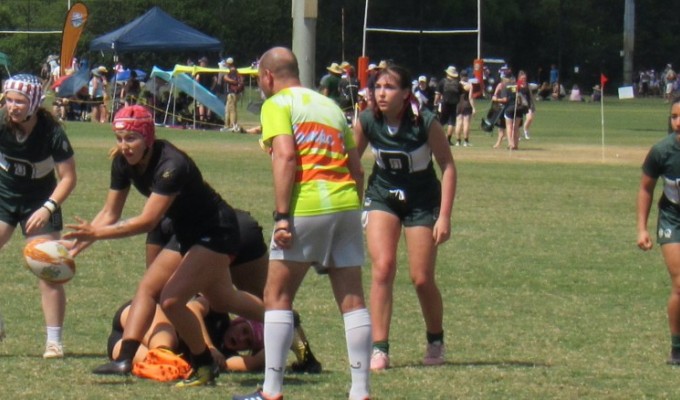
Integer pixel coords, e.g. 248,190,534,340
109,139,231,236
0,109,74,201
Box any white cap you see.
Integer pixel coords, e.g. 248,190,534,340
226,57,234,65
418,75,427,82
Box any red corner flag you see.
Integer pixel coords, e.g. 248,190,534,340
600,73,608,88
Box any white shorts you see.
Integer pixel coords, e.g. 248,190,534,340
269,210,364,272
666,83,675,95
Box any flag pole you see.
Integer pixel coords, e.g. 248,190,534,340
599,73,607,163
600,86,605,163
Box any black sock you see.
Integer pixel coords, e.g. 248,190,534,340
426,331,444,345
117,339,141,362
192,347,213,367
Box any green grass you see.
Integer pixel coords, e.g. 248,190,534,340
0,97,676,399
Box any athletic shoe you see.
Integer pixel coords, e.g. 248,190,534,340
454,141,461,147
463,141,471,147
423,342,445,366
523,131,531,140
369,348,390,371
0,313,5,342
92,359,132,375
43,341,64,359
668,349,680,365
290,351,322,374
232,390,283,400
175,364,219,388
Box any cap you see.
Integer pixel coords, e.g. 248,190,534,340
418,75,427,82
226,57,234,65
3,74,44,117
367,63,377,71
445,66,459,78
198,56,208,63
113,105,155,148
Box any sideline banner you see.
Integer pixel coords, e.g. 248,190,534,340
60,2,89,76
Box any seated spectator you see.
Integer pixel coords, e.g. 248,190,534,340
552,82,566,100
537,82,552,101
569,84,584,102
591,84,602,102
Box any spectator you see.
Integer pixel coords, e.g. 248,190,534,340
454,70,475,146
354,64,456,371
319,62,343,104
435,66,462,145
88,67,106,123
120,70,141,106
665,64,677,103
233,46,371,400
503,70,532,150
338,65,359,112
414,75,436,112
591,84,602,102
194,56,215,123
569,84,584,102
549,64,559,85
222,57,243,132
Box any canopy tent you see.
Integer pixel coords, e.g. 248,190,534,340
89,6,221,53
115,68,147,82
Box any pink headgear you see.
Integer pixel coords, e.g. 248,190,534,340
112,105,155,147
232,317,264,351
3,74,44,117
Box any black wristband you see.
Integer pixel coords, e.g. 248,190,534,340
273,211,290,221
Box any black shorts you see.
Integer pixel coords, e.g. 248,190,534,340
146,217,180,252
439,103,457,126
147,210,266,266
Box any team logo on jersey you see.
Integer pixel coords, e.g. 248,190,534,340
161,169,173,179
14,163,26,177
659,228,672,239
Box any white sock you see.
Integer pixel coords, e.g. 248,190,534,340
344,308,372,400
46,326,62,344
262,310,294,397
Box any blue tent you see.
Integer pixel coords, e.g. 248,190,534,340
89,7,221,53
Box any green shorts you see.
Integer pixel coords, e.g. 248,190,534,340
363,175,441,227
0,196,63,236
657,197,680,245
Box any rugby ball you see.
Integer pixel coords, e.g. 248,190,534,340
23,239,75,284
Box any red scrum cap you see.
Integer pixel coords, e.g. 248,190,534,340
113,105,155,147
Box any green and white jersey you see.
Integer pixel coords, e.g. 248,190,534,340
642,133,680,205
0,109,74,201
358,108,438,186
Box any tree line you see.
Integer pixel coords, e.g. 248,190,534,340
0,0,676,91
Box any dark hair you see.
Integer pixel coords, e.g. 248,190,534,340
672,96,680,107
371,65,420,125
375,65,412,91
